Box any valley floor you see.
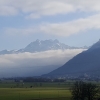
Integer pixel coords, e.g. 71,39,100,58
0,81,72,100
0,81,99,100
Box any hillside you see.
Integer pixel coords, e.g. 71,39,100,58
44,40,100,78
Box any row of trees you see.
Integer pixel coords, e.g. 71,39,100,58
71,81,100,100
23,77,66,82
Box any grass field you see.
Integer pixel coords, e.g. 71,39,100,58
0,88,71,100
0,81,99,100
0,82,72,100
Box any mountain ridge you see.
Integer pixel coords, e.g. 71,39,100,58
0,39,88,55
43,40,100,78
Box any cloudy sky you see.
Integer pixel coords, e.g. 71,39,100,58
0,0,100,50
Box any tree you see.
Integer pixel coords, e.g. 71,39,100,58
71,81,86,100
71,81,100,100
85,83,100,100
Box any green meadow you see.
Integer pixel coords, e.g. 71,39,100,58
0,82,72,100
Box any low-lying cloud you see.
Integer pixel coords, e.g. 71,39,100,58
0,49,85,77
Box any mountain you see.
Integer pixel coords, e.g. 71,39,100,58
0,50,17,55
0,39,88,55
18,39,70,52
44,40,100,78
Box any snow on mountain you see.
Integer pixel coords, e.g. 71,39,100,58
0,39,88,55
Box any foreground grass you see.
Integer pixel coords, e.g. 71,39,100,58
0,87,71,100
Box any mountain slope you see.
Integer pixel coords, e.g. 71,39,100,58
45,40,100,77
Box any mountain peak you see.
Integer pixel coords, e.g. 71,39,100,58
36,39,40,42
54,39,59,43
22,39,71,52
89,39,100,50
0,39,88,55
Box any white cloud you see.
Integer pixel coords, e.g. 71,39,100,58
1,0,100,18
4,27,38,35
0,6,18,16
0,49,84,77
4,14,100,36
0,0,18,16
66,0,100,12
4,13,100,37
40,14,100,36
25,1,74,19
19,0,100,19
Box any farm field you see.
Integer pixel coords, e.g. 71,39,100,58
0,88,71,100
0,81,72,100
0,81,99,100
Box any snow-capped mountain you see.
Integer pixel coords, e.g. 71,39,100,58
19,39,71,52
0,39,88,55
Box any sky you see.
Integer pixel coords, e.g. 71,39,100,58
0,0,100,50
